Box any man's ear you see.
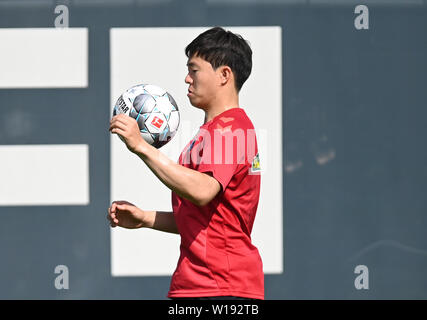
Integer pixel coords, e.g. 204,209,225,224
218,66,233,85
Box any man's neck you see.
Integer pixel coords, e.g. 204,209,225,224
203,93,240,124
204,105,239,124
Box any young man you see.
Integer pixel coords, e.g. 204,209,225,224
108,27,263,300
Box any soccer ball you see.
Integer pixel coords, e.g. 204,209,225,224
113,84,180,149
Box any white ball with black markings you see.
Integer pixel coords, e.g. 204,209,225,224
113,84,180,149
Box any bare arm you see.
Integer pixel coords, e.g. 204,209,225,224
107,201,179,234
109,114,221,206
136,143,220,206
143,210,179,234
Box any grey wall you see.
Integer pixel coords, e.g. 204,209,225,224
0,0,426,299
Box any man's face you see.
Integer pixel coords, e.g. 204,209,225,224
185,55,219,109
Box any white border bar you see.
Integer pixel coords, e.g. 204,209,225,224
0,28,88,88
0,144,89,206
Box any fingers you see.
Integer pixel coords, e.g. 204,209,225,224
110,201,127,215
109,117,138,141
110,114,135,130
115,204,127,211
110,115,126,132
107,200,136,228
110,114,129,124
107,202,120,227
109,122,127,134
108,216,117,228
107,212,118,227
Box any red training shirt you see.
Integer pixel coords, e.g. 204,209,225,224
168,107,264,300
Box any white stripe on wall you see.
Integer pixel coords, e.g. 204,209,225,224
0,28,88,88
0,144,89,206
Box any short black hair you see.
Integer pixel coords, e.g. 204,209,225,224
185,27,252,92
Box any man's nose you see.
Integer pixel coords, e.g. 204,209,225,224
185,73,192,84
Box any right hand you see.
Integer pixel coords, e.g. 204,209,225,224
107,200,145,229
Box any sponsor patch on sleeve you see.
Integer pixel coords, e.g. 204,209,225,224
250,152,261,174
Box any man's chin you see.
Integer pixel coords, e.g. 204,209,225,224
188,97,204,109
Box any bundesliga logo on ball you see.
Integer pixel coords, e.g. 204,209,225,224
113,84,180,148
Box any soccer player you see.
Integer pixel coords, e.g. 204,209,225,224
108,27,263,300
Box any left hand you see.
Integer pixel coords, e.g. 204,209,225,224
109,114,147,153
